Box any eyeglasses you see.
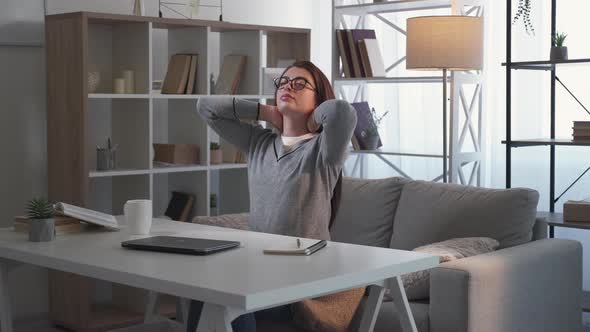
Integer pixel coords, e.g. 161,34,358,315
273,76,317,92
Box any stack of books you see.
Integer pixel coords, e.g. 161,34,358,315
161,54,199,94
572,121,590,141
336,29,385,78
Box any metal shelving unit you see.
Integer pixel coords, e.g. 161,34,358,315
503,0,590,216
504,0,590,313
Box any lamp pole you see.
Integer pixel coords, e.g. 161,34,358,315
442,68,448,183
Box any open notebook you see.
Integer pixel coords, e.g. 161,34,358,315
54,202,120,230
263,239,327,256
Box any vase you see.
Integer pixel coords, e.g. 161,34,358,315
88,66,100,93
29,218,55,242
210,149,222,164
550,47,568,61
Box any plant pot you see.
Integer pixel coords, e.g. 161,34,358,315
550,47,568,61
29,218,55,242
210,149,223,164
363,134,381,150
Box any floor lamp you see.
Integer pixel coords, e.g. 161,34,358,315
406,16,483,183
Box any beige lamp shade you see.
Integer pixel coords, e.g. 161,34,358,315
406,16,483,71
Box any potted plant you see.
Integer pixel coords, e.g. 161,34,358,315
513,0,534,35
551,31,568,61
210,142,222,165
26,198,56,242
361,108,389,150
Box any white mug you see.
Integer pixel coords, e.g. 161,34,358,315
124,199,152,235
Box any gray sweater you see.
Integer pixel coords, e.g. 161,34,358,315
197,97,357,240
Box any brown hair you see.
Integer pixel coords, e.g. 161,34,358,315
275,60,342,231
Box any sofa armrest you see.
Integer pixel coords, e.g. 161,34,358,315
532,217,548,240
429,239,582,332
192,213,250,230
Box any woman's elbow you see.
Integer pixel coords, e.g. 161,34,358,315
320,99,357,124
196,96,216,119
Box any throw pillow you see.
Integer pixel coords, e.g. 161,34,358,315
192,213,250,230
400,237,500,300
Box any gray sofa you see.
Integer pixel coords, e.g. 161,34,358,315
193,177,583,332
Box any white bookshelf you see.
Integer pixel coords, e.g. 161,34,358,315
81,15,310,222
332,0,485,184
333,0,452,15
46,12,310,332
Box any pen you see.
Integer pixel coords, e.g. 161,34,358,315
297,238,301,248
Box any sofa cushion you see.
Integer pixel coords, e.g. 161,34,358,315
192,213,249,230
390,181,539,250
402,237,499,300
330,177,409,247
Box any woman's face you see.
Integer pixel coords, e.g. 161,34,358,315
276,67,318,117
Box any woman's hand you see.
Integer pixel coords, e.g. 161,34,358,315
259,104,283,132
307,111,321,133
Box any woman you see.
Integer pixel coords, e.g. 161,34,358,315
190,61,357,332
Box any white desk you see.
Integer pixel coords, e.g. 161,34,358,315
0,218,438,332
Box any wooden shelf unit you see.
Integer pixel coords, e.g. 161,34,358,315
46,11,309,332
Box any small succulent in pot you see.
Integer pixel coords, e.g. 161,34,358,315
550,31,568,61
26,198,56,242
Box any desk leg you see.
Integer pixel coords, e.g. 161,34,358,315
0,261,13,332
388,276,418,332
196,303,233,332
358,285,385,332
144,290,158,323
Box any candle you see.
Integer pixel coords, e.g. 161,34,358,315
113,78,126,94
122,70,135,94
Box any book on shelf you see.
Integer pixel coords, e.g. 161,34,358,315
345,30,363,77
358,40,372,78
573,129,590,135
336,29,382,78
573,121,590,129
336,30,353,78
350,29,377,77
215,55,247,95
162,54,191,94
359,38,386,77
54,202,120,230
165,191,195,222
351,101,382,150
161,54,198,94
185,55,198,94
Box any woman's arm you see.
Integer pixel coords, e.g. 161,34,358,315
197,97,281,152
308,99,357,166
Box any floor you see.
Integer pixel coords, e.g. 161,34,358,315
17,319,590,332
16,319,179,332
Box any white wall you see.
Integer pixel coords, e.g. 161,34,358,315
0,0,331,319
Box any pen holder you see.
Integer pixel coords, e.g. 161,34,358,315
97,148,117,171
